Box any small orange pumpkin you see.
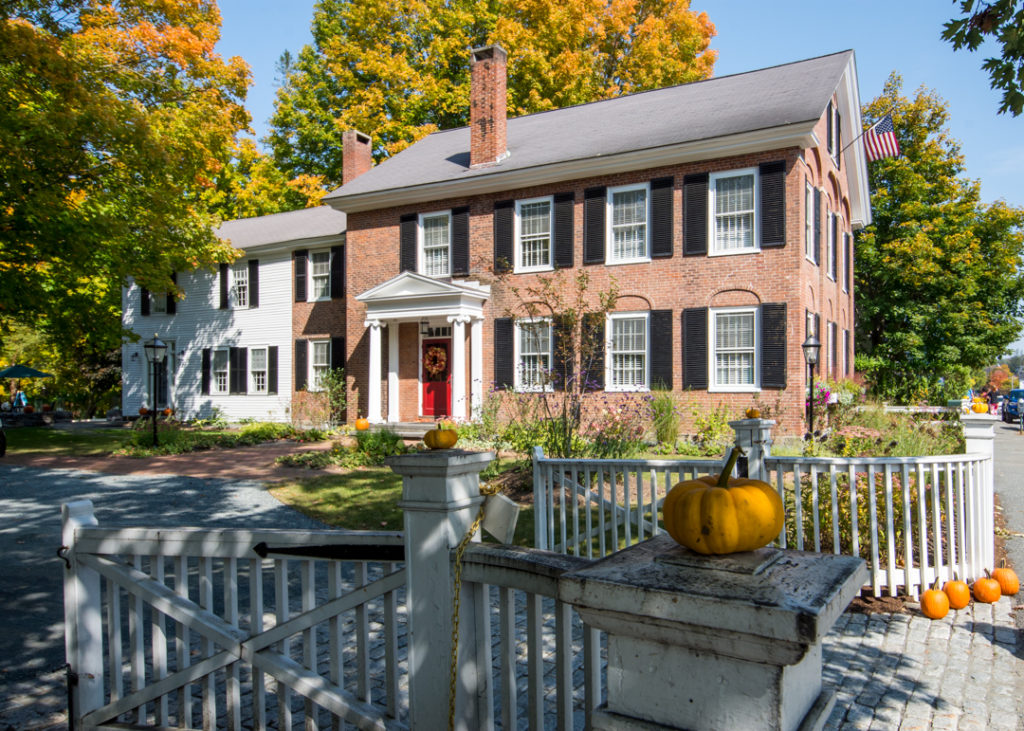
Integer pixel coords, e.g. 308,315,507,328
355,417,370,431
991,561,1019,596
942,579,971,610
745,407,761,419
423,428,458,450
973,576,1001,604
139,407,149,416
162,407,173,417
921,582,950,620
971,402,988,413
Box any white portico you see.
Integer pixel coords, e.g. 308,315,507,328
356,272,490,424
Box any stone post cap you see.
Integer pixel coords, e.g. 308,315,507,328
386,449,494,477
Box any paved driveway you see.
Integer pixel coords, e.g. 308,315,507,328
0,465,325,729
993,421,1024,590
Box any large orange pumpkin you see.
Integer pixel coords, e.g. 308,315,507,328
921,582,950,620
973,576,1001,604
943,579,971,610
991,561,1019,596
355,417,370,431
423,428,458,450
663,446,784,555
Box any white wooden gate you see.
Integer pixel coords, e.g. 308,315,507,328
62,500,408,730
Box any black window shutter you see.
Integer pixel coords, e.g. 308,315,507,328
294,250,307,302
229,347,247,394
813,189,821,265
248,260,260,308
760,303,787,388
400,214,417,273
826,101,834,154
831,322,838,378
649,309,673,389
830,215,838,279
682,308,708,389
815,313,821,338
494,318,514,389
583,187,606,264
683,173,709,256
835,109,842,170
552,317,573,391
330,246,344,299
553,192,574,268
582,312,605,391
759,161,786,248
295,339,307,391
452,206,470,276
166,272,177,314
219,263,229,309
493,200,514,272
201,348,211,395
650,177,674,258
268,346,278,394
844,232,851,292
331,336,346,371
140,287,150,316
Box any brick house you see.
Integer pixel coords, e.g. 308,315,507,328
324,47,871,434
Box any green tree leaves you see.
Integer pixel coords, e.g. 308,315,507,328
942,0,1024,116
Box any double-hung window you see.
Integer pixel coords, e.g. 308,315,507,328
420,211,451,277
710,169,757,254
805,182,816,262
515,197,552,271
150,294,167,315
232,263,249,308
212,349,229,395
250,347,267,393
711,307,758,391
607,183,649,263
607,312,648,391
310,251,331,300
310,340,330,391
516,320,552,391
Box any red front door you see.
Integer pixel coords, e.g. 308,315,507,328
422,339,451,417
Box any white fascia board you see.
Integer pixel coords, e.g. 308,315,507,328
224,233,346,258
836,52,872,230
327,123,817,214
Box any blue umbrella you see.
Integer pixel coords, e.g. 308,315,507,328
0,365,53,379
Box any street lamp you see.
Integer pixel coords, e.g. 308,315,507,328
802,335,821,436
143,334,167,447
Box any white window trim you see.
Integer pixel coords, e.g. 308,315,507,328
418,210,452,278
309,339,330,392
605,311,650,392
211,347,229,396
805,181,816,264
309,250,332,302
708,306,761,394
842,228,850,293
514,196,554,274
232,262,249,308
605,182,651,265
829,102,841,166
708,167,760,257
249,345,269,394
827,211,837,281
514,318,553,392
149,290,168,315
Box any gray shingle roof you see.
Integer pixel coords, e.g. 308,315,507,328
215,206,346,250
325,51,853,202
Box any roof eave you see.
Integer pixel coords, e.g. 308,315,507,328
219,232,346,257
326,122,818,214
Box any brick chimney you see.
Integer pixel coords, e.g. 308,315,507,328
342,130,373,184
469,44,508,168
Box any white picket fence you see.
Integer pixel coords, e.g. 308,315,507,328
532,445,993,598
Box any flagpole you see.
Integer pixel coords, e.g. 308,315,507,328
839,109,896,157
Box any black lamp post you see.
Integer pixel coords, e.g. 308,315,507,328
143,335,167,447
802,335,821,435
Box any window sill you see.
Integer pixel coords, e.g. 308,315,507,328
805,255,818,266
605,386,650,393
709,248,760,257
513,265,555,275
604,257,651,267
708,385,761,394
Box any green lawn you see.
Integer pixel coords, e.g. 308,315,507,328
4,425,130,456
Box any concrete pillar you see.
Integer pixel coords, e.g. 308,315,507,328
470,317,483,418
387,322,399,423
560,535,867,731
391,449,495,730
366,319,382,423
730,417,776,482
448,315,469,421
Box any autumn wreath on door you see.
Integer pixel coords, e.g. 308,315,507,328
424,346,447,381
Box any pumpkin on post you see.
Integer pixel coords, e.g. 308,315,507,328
662,445,785,555
423,420,458,450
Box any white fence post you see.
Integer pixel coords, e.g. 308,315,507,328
390,449,495,731
61,500,104,721
961,414,996,571
730,417,775,482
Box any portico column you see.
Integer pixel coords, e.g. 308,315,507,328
365,319,383,423
470,317,483,418
448,315,470,421
388,322,400,423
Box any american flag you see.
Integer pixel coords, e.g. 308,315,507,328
862,114,900,162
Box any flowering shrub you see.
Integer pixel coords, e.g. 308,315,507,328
582,397,647,458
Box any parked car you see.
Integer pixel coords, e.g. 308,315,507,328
1002,389,1024,422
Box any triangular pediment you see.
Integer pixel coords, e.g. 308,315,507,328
357,271,489,303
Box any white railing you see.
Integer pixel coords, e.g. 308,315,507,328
766,454,993,598
62,500,408,730
531,446,723,557
531,446,994,598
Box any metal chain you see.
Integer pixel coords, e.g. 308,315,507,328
448,482,500,731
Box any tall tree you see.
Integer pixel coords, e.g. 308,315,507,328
267,0,716,188
0,0,250,355
942,0,1024,116
855,74,1024,403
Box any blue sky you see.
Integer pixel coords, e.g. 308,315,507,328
215,0,1024,349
